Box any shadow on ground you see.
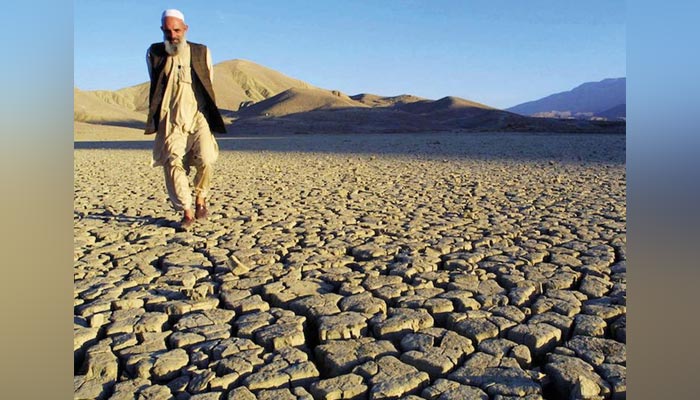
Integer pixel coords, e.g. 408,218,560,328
74,132,626,164
75,210,176,228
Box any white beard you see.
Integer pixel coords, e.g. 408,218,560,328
164,39,186,55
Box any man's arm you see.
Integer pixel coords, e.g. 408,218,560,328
146,47,153,80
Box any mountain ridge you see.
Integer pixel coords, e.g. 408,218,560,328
74,60,625,134
507,77,626,120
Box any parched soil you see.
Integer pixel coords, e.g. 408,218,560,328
74,132,626,400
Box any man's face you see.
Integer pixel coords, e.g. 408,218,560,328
161,17,188,44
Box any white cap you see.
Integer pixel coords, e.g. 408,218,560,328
162,9,185,22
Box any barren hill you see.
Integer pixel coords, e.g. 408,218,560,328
74,87,148,127
238,87,367,117
212,59,317,111
75,59,625,136
74,59,319,129
350,93,426,108
398,96,493,115
89,84,150,112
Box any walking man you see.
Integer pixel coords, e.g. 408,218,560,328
145,9,226,230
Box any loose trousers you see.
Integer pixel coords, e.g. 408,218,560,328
153,112,219,211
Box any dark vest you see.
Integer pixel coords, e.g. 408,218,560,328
145,42,227,134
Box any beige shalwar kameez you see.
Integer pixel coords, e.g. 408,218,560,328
149,42,219,211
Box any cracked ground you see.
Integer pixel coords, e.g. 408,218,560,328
74,133,626,400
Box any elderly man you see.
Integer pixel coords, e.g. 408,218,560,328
145,9,226,230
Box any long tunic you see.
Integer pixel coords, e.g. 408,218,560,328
149,42,218,167
146,41,220,211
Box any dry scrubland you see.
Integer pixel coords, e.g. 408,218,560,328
74,133,626,400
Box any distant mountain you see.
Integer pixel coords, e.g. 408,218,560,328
507,78,626,120
74,60,625,135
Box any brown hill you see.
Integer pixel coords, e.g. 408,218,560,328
233,91,624,135
237,92,494,122
74,59,319,127
238,87,367,117
350,93,426,108
86,83,150,112
212,59,317,111
397,96,493,114
74,87,147,127
74,58,624,135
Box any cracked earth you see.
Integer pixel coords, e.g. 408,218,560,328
74,133,626,400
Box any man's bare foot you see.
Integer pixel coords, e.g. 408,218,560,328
195,198,208,220
180,209,195,230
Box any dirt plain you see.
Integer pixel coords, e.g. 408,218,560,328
74,132,626,399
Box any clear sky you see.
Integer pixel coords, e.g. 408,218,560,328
74,0,625,109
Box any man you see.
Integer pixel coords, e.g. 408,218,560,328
145,9,226,230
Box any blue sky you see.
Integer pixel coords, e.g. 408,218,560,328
74,0,625,109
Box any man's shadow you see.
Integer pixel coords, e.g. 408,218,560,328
74,210,177,228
